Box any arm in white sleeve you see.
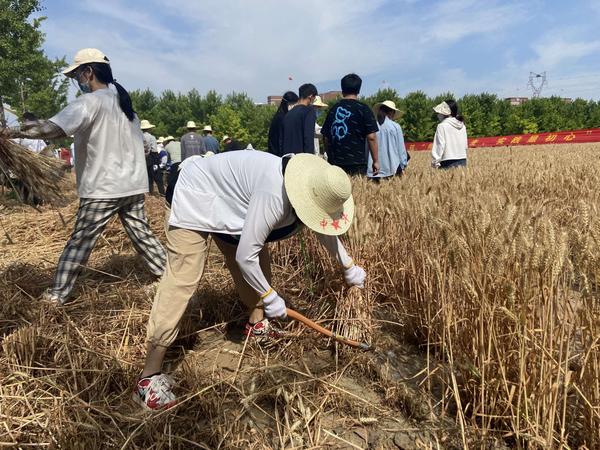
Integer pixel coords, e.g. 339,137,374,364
235,192,285,296
314,234,354,268
431,124,445,167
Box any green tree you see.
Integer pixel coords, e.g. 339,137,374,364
209,105,250,146
400,91,435,141
0,0,69,123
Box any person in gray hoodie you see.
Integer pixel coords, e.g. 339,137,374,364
431,99,468,169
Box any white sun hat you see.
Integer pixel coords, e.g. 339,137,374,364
433,101,451,116
222,135,230,142
140,119,155,130
157,136,165,144
186,121,198,129
203,125,213,132
62,48,110,76
164,135,175,143
374,100,402,116
284,154,354,236
313,96,327,108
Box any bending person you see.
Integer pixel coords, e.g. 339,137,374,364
7,48,166,304
134,151,366,410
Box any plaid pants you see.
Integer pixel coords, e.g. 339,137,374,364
51,194,166,301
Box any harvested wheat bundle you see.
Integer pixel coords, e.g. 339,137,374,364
0,136,66,204
333,285,374,347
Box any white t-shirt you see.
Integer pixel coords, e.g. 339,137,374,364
170,151,351,295
50,86,148,199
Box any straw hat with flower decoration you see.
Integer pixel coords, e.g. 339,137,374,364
284,154,354,236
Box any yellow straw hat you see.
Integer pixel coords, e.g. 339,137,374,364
62,48,110,75
164,135,175,143
203,125,213,132
313,96,327,108
284,154,354,236
140,119,155,130
186,121,198,129
373,100,402,116
157,136,165,144
222,135,230,142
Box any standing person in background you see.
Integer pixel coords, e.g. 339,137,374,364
141,119,157,193
148,145,165,197
164,135,181,186
267,91,299,156
6,48,166,304
312,95,328,157
368,100,408,180
202,125,220,153
282,83,317,154
321,74,379,176
431,100,467,169
180,121,206,161
222,135,243,152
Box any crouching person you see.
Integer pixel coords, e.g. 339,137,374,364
134,151,366,410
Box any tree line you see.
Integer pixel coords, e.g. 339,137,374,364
130,88,600,146
2,1,599,145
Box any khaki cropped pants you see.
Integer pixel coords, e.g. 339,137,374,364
146,215,272,348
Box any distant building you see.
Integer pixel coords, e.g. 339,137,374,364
561,97,573,103
320,90,342,102
505,97,529,106
267,95,283,106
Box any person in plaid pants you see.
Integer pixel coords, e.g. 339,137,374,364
8,48,166,303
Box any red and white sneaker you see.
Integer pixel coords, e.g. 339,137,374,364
243,318,285,339
133,373,177,411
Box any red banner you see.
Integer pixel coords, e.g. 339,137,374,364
406,128,600,152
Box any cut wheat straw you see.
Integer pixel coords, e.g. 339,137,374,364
0,136,66,204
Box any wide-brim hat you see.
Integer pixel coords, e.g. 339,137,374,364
222,135,230,142
164,135,175,143
374,100,402,116
187,121,198,129
313,96,327,108
157,136,165,144
284,154,354,236
140,119,155,130
433,101,451,116
63,48,110,76
203,125,213,132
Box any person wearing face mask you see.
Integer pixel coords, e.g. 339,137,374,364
282,83,318,154
431,100,468,169
5,48,167,304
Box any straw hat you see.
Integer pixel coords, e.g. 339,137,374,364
284,154,354,236
186,121,198,129
222,135,230,142
313,96,327,108
204,151,215,157
203,125,213,132
62,48,110,75
164,135,175,143
433,101,451,116
157,136,165,144
374,100,401,116
140,119,155,130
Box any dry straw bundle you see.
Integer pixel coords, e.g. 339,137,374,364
0,135,66,204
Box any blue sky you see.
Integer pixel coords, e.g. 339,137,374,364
38,0,600,102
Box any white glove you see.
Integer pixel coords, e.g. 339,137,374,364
344,264,366,288
262,289,287,319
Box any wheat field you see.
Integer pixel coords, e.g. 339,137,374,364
1,143,599,449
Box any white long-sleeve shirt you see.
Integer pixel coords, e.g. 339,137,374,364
431,117,468,167
170,151,352,296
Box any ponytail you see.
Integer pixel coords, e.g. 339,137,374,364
86,62,136,121
445,99,464,123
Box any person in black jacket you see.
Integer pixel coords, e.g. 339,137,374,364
267,91,298,156
282,84,318,154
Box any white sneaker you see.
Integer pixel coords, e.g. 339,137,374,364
42,289,67,305
133,373,177,411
